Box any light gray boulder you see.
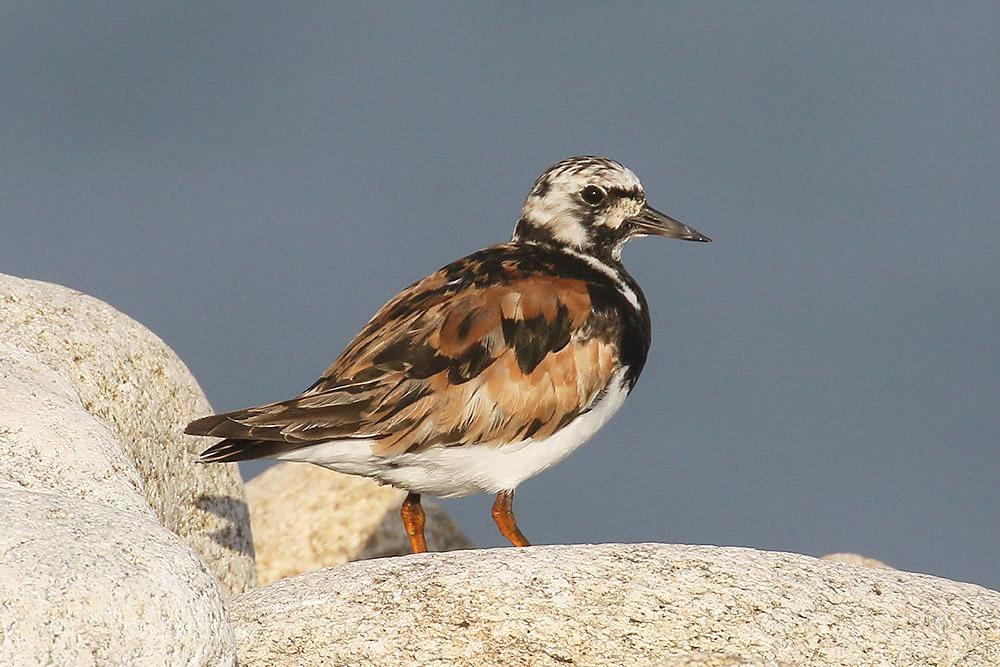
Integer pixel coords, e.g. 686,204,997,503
229,543,1000,667
0,482,235,666
0,273,254,595
0,342,151,516
0,273,253,663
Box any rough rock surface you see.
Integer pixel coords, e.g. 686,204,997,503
0,273,254,596
0,272,254,663
656,655,793,666
0,343,152,516
0,482,235,666
229,543,1000,667
246,462,474,584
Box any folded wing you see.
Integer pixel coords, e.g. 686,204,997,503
188,254,621,461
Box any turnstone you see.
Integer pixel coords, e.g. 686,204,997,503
186,156,710,553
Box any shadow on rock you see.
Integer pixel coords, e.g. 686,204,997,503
197,494,256,558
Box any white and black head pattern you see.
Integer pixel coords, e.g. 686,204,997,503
513,156,709,262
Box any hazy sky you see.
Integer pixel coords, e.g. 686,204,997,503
3,3,998,590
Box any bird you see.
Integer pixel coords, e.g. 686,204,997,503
186,156,710,553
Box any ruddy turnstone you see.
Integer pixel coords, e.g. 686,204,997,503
186,156,710,553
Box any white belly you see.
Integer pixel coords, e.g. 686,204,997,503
274,369,630,497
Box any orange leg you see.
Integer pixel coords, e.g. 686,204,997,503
492,490,531,547
400,492,428,553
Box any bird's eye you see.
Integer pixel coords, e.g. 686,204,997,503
580,185,607,206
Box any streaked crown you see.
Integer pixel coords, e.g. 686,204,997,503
513,156,709,262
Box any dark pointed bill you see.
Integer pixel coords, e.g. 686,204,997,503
629,204,711,242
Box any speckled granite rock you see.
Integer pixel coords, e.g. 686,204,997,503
656,654,793,667
0,272,255,663
0,482,235,665
245,462,474,584
0,273,254,596
229,543,1000,667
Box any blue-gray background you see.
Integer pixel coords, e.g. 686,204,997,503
4,4,998,590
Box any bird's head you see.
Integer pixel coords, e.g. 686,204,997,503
513,156,709,261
